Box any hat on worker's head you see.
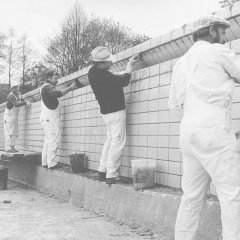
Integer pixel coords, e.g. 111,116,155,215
90,46,113,62
10,80,21,89
192,15,230,33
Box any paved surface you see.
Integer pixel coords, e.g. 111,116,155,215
0,181,160,240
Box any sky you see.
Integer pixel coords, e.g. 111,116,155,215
0,0,221,54
0,0,222,83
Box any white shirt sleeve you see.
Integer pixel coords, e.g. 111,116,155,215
215,44,240,82
169,60,186,111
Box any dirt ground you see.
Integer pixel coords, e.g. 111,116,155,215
0,181,166,240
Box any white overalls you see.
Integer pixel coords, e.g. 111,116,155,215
40,83,61,168
3,93,21,151
98,110,126,178
169,41,240,240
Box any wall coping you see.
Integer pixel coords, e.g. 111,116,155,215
1,3,240,108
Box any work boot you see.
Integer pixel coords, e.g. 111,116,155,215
12,147,18,152
48,162,65,170
7,149,18,153
106,176,121,185
97,172,106,181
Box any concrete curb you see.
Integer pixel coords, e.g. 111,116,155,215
6,162,222,240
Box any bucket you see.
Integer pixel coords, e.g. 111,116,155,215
69,152,85,173
131,159,155,190
0,166,8,190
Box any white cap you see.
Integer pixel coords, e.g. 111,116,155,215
90,46,113,62
192,15,230,33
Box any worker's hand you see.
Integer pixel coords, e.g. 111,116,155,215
128,54,140,65
235,131,240,139
69,81,78,91
26,101,31,107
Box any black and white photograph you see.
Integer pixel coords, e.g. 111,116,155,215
0,0,239,239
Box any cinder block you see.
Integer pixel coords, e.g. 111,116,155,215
158,98,169,111
138,136,147,146
147,136,158,148
156,172,169,186
148,147,158,159
139,90,149,102
149,88,159,100
169,148,181,162
141,68,150,79
169,161,181,175
138,112,149,124
161,32,172,44
168,174,181,188
157,159,169,173
158,136,169,148
150,36,162,48
149,99,159,112
120,166,130,177
169,136,179,148
160,73,171,86
149,76,160,89
141,40,151,52
160,60,171,74
139,101,148,113
147,124,159,136
158,148,168,161
159,110,170,123
149,64,160,77
158,123,170,135
137,146,148,158
139,78,149,91
170,109,182,123
138,124,148,135
148,111,158,123
132,44,141,55
169,123,180,136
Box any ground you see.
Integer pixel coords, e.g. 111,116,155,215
0,181,162,240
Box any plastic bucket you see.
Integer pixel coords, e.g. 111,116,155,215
131,159,155,190
69,152,85,173
0,166,8,190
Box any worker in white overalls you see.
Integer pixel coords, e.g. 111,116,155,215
169,15,240,240
40,70,77,169
3,81,31,153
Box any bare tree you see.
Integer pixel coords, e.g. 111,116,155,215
16,35,35,86
219,0,240,7
46,3,89,75
6,29,15,88
46,3,150,76
86,16,149,54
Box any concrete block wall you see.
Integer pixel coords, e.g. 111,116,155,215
1,3,240,192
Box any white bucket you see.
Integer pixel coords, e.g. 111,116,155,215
131,159,155,190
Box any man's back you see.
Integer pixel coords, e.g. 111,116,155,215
169,41,238,113
88,65,130,115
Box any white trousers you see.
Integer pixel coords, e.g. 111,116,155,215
99,110,126,178
41,118,61,168
3,108,19,151
4,119,18,151
175,90,240,240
